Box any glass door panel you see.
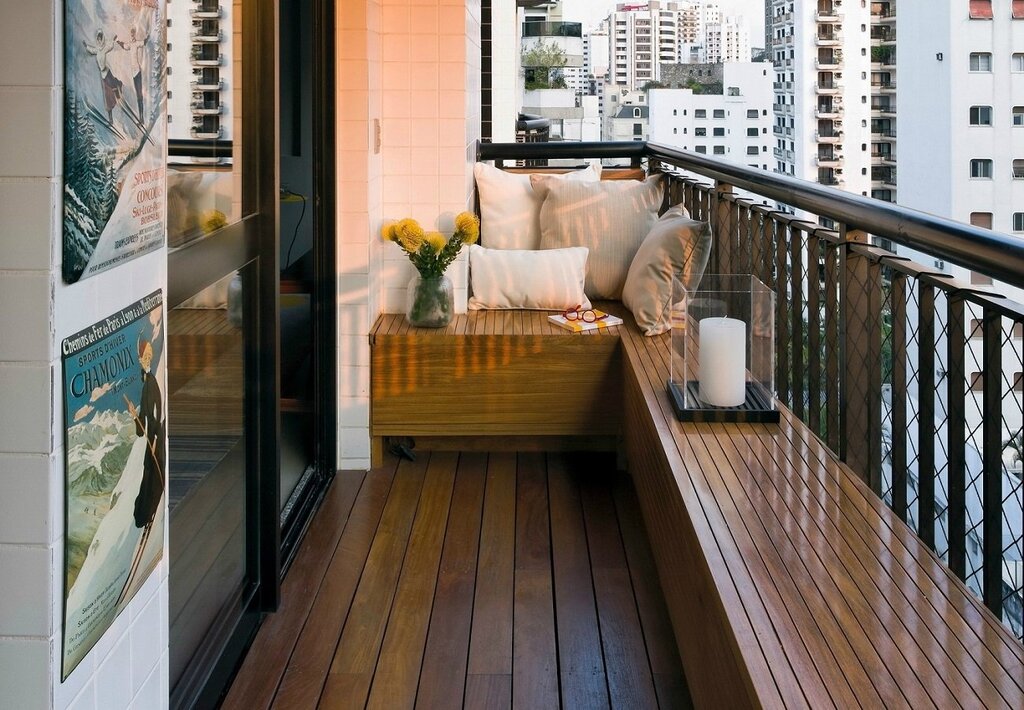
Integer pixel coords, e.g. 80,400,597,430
167,266,253,688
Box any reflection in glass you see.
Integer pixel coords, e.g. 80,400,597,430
166,0,244,248
167,268,249,688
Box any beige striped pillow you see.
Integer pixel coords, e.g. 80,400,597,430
533,174,665,299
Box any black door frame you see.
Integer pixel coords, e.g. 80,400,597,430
177,0,337,704
277,0,337,567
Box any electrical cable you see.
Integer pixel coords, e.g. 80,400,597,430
283,190,307,269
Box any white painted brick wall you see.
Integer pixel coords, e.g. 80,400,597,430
0,2,169,707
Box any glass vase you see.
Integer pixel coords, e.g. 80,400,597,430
406,273,454,328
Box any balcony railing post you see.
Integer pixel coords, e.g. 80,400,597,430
713,182,735,276
982,310,1005,615
840,227,883,492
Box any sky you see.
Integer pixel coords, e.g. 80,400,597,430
561,0,767,46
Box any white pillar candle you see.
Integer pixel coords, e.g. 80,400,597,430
698,317,747,407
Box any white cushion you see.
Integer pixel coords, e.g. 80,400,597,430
468,244,591,311
622,205,713,336
473,162,601,250
533,174,665,300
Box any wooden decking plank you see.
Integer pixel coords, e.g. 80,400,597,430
321,456,429,707
618,327,804,709
467,453,517,676
273,465,398,708
512,453,559,710
612,473,692,710
580,461,661,710
221,470,365,710
548,454,611,710
416,454,488,710
465,674,512,709
367,452,458,709
736,421,1014,708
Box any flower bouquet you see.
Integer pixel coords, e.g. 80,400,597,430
382,211,480,327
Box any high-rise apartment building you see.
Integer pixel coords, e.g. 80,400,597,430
768,0,871,200
893,1,1024,451
706,15,752,63
608,2,705,89
869,0,897,203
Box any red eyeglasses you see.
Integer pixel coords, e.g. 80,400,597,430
562,305,607,323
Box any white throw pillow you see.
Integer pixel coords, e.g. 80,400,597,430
622,205,713,336
533,174,665,300
468,244,591,311
474,162,601,250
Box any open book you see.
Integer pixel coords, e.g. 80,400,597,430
548,309,624,333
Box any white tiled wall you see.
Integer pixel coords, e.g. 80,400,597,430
0,2,168,708
336,0,480,470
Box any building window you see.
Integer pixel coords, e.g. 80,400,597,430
673,127,678,134
969,0,993,19
1014,0,1024,19
713,127,725,136
713,145,726,154
1014,159,1024,178
1014,212,1024,231
713,109,725,118
633,123,643,135
695,127,707,136
970,158,993,178
633,108,641,118
971,271,994,285
970,372,984,392
747,127,758,136
695,109,707,118
970,212,993,229
695,145,707,154
969,105,992,125
1014,106,1024,125
746,109,758,118
1014,54,1024,71
746,146,759,155
970,52,992,71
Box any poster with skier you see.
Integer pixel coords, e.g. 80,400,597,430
61,291,165,679
63,0,166,284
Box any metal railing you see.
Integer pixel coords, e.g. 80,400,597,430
478,140,1024,642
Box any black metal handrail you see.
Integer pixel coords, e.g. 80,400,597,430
478,140,1024,288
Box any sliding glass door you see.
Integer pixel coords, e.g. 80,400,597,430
164,0,280,706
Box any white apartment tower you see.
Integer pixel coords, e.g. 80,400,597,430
769,0,872,200
706,15,752,63
648,62,775,170
894,1,1024,448
608,2,690,88
869,1,897,203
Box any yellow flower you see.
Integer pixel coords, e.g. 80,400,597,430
201,209,227,234
380,221,398,242
395,218,426,252
455,211,479,243
425,232,448,253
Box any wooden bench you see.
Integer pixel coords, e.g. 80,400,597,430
370,304,1024,709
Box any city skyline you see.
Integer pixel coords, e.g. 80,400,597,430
562,0,766,42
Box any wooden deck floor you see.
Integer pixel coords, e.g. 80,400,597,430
223,451,691,709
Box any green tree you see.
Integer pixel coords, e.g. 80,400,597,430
522,41,567,90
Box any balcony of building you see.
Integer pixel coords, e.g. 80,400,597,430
816,0,843,22
815,29,843,47
816,147,844,167
815,78,842,94
816,49,844,69
871,26,897,46
872,1,897,22
816,97,843,118
215,139,1023,709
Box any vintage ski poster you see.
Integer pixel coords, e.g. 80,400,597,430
61,292,166,679
63,0,166,283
